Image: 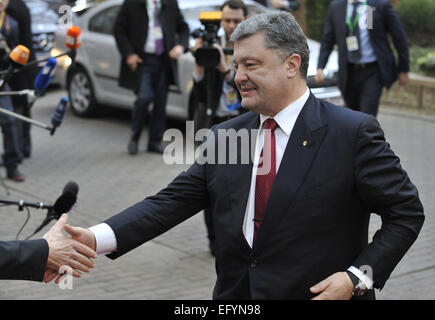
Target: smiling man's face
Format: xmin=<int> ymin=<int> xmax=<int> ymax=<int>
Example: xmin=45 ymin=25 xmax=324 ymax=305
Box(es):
xmin=233 ymin=32 xmax=292 ymax=116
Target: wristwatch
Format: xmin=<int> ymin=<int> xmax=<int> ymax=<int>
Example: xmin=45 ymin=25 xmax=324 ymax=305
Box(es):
xmin=345 ymin=270 xmax=368 ymax=296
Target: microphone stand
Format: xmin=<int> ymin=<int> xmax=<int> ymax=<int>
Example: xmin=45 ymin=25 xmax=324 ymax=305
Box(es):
xmin=0 ymin=50 xmax=75 ymax=78
xmin=0 ymin=198 xmax=52 ymax=239
xmin=0 ymin=106 xmax=53 ymax=132
xmin=0 ymin=172 xmax=10 ymax=195
xmin=0 ymin=90 xmax=34 ymax=96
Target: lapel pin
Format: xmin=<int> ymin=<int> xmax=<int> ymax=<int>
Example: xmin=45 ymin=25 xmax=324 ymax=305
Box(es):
xmin=302 ymin=140 xmax=308 ymax=147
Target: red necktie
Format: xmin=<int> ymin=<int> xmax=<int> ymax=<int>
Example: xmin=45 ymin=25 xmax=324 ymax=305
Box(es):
xmin=254 ymin=118 xmax=278 ymax=242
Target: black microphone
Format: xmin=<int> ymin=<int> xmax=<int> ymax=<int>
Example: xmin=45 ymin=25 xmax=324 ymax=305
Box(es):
xmin=32 ymin=181 xmax=79 ymax=235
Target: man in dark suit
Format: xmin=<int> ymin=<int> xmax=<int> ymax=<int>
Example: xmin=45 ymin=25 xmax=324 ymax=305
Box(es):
xmin=57 ymin=12 xmax=424 ymax=299
xmin=0 ymin=214 xmax=96 ymax=282
xmin=315 ymin=0 xmax=410 ymax=116
xmin=114 ymin=0 xmax=189 ymax=154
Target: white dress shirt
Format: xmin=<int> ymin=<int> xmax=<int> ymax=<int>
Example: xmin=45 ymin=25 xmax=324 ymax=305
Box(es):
xmin=144 ymin=0 xmax=163 ymax=54
xmin=346 ymin=0 xmax=377 ymax=64
xmin=89 ymin=86 xmax=373 ymax=290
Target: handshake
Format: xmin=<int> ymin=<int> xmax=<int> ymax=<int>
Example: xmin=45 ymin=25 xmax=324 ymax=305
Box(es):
xmin=42 ymin=214 xmax=97 ymax=284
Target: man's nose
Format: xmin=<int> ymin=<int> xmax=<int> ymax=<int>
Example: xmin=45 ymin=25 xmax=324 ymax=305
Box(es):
xmin=234 ymin=67 xmax=248 ymax=86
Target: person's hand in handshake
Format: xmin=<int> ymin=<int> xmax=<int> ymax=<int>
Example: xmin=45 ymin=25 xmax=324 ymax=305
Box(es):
xmin=42 ymin=214 xmax=97 ymax=283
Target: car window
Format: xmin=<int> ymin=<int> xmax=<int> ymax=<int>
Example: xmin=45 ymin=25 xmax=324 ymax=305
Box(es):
xmin=88 ymin=5 xmax=121 ymax=35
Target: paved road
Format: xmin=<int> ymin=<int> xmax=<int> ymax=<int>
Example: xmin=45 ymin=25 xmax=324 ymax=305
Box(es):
xmin=0 ymin=89 xmax=433 ymax=300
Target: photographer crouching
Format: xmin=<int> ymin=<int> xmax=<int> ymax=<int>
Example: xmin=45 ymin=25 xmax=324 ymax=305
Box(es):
xmin=0 ymin=0 xmax=24 ymax=182
xmin=190 ymin=0 xmax=247 ymax=255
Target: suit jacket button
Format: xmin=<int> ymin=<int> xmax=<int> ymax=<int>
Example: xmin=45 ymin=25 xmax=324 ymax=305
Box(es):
xmin=250 ymin=260 xmax=257 ymax=268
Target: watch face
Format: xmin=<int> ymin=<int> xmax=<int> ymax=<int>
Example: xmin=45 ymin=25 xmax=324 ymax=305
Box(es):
xmin=354 ymin=283 xmax=368 ymax=296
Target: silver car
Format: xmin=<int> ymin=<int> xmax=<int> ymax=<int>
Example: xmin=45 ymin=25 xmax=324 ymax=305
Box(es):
xmin=52 ymin=0 xmax=342 ymax=118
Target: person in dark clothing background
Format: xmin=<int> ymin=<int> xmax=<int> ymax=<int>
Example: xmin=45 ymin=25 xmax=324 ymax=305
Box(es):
xmin=114 ymin=0 xmax=189 ymax=155
xmin=0 ymin=0 xmax=24 ymax=181
xmin=315 ymin=0 xmax=409 ymax=117
xmin=7 ymin=0 xmax=36 ymax=159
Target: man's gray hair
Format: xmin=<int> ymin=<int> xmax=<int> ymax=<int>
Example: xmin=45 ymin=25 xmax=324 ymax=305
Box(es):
xmin=230 ymin=11 xmax=310 ymax=79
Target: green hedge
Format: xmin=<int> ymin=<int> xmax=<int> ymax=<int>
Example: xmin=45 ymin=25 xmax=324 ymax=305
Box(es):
xmin=396 ymin=0 xmax=435 ymax=47
xmin=417 ymin=51 xmax=435 ymax=77
xmin=305 ymin=0 xmax=334 ymax=41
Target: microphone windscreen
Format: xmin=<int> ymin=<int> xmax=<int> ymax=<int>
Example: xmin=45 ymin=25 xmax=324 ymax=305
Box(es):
xmin=52 ymin=181 xmax=79 ymax=218
xmin=63 ymin=181 xmax=79 ymax=197
xmin=52 ymin=193 xmax=77 ymax=217
xmin=65 ymin=26 xmax=82 ymax=50
xmin=34 ymin=57 xmax=57 ymax=92
xmin=9 ymin=45 xmax=29 ymax=67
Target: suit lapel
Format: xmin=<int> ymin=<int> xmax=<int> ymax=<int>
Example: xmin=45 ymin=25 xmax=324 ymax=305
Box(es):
xmin=337 ymin=0 xmax=348 ymax=39
xmin=367 ymin=0 xmax=377 ymax=41
xmin=252 ymin=94 xmax=328 ymax=254
xmin=224 ymin=113 xmax=260 ymax=242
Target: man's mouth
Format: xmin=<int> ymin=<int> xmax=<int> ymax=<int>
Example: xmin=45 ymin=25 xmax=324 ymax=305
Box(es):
xmin=240 ymin=86 xmax=257 ymax=96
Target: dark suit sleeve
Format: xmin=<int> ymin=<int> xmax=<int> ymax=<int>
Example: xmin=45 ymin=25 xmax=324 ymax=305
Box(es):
xmin=173 ymin=0 xmax=189 ymax=51
xmin=352 ymin=116 xmax=424 ymax=290
xmin=0 ymin=239 xmax=49 ymax=281
xmin=381 ymin=0 xmax=409 ymax=73
xmin=317 ymin=5 xmax=336 ymax=70
xmin=113 ymin=1 xmax=135 ymax=58
xmin=105 ymin=160 xmax=210 ymax=259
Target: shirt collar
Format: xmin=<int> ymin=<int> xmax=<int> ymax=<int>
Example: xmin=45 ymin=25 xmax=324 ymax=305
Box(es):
xmin=259 ymin=87 xmax=310 ymax=136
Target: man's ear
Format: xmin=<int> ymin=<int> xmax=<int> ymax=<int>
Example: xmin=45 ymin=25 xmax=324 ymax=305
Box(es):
xmin=285 ymin=54 xmax=302 ymax=79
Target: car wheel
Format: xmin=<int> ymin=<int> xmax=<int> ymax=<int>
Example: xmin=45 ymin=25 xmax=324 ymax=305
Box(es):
xmin=68 ymin=66 xmax=99 ymax=117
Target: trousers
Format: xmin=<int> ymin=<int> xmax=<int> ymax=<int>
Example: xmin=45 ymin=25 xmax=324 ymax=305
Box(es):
xmin=343 ymin=62 xmax=384 ymax=117
xmin=131 ymin=53 xmax=169 ymax=147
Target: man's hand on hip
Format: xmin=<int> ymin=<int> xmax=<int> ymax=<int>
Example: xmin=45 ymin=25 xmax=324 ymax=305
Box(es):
xmin=310 ymin=272 xmax=354 ymax=300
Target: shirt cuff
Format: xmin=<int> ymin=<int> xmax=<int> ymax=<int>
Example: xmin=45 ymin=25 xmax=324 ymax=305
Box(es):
xmin=347 ymin=265 xmax=374 ymax=289
xmin=88 ymin=223 xmax=118 ymax=255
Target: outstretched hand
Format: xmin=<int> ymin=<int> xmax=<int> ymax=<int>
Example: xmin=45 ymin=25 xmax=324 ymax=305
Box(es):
xmin=42 ymin=214 xmax=97 ymax=283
